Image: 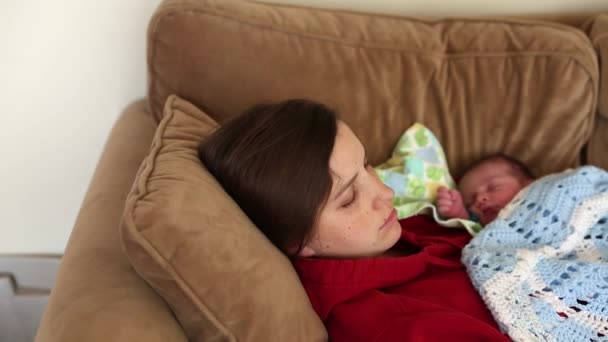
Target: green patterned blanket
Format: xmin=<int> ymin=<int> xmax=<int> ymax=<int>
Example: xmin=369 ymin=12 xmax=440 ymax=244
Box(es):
xmin=375 ymin=123 xmax=481 ymax=235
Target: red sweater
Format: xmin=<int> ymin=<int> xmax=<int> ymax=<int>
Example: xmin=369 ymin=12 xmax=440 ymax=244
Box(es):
xmin=294 ymin=215 xmax=510 ymax=342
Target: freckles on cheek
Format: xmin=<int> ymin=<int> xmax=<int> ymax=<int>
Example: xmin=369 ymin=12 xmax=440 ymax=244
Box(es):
xmin=343 ymin=226 xmax=352 ymax=240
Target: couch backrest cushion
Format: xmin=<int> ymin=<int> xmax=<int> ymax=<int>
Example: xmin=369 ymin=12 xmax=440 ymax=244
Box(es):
xmin=585 ymin=14 xmax=608 ymax=170
xmin=588 ymin=13 xmax=608 ymax=120
xmin=121 ymin=95 xmax=327 ymax=341
xmin=147 ymin=0 xmax=598 ymax=177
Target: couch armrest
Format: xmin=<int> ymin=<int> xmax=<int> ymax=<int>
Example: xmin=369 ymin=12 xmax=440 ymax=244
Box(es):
xmin=588 ymin=115 xmax=608 ymax=170
xmin=36 ymin=100 xmax=187 ymax=342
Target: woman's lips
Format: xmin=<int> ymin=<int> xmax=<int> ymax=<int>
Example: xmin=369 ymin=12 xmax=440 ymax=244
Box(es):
xmin=381 ymin=208 xmax=398 ymax=229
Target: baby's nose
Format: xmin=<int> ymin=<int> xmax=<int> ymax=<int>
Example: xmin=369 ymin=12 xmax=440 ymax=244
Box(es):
xmin=475 ymin=193 xmax=488 ymax=205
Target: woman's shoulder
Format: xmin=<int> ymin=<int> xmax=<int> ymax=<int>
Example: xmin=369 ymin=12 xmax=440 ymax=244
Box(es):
xmin=293 ymin=247 xmax=429 ymax=320
xmin=399 ymin=215 xmax=473 ymax=248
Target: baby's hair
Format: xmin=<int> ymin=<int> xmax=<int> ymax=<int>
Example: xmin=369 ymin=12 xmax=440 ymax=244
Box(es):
xmin=462 ymin=153 xmax=534 ymax=180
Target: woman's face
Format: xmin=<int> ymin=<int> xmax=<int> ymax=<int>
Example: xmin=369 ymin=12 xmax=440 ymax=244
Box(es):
xmin=299 ymin=121 xmax=401 ymax=258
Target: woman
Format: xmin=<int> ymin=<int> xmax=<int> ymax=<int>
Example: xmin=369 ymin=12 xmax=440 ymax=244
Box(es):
xmin=199 ymin=99 xmax=509 ymax=341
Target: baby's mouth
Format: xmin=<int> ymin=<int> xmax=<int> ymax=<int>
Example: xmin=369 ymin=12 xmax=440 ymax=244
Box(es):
xmin=482 ymin=208 xmax=498 ymax=222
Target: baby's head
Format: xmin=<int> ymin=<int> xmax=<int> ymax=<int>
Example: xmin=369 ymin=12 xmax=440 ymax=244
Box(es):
xmin=459 ymin=154 xmax=534 ymax=225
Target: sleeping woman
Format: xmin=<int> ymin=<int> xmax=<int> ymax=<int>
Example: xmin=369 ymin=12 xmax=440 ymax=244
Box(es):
xmin=198 ymin=99 xmax=510 ymax=341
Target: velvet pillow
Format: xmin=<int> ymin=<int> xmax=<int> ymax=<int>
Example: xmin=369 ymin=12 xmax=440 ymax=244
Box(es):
xmin=121 ymin=95 xmax=327 ymax=341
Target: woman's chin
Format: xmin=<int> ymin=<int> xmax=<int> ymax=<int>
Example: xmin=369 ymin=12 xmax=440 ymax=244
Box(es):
xmin=384 ymin=220 xmax=402 ymax=245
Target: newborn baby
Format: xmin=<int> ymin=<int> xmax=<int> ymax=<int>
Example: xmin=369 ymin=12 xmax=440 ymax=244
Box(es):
xmin=437 ymin=154 xmax=534 ymax=225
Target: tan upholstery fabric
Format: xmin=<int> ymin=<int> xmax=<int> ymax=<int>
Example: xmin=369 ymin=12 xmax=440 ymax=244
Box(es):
xmin=36 ymin=100 xmax=188 ymax=342
xmin=148 ymin=0 xmax=598 ymax=178
xmin=121 ymin=95 xmax=327 ymax=342
xmin=583 ymin=14 xmax=608 ymax=171
xmin=588 ymin=14 xmax=608 ymax=119
xmin=38 ymin=1 xmax=604 ymax=341
xmin=588 ymin=115 xmax=608 ymax=170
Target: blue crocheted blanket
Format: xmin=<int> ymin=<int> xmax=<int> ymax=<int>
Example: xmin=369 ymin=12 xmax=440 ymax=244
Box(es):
xmin=462 ymin=166 xmax=608 ymax=342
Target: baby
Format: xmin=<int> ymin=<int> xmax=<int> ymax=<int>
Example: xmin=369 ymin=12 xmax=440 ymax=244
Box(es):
xmin=437 ymin=154 xmax=534 ymax=225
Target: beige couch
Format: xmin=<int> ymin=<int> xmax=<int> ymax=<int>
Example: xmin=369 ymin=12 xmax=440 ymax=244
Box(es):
xmin=36 ymin=0 xmax=608 ymax=341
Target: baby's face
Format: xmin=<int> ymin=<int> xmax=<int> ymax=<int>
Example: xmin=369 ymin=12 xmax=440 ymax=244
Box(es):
xmin=459 ymin=161 xmax=531 ymax=225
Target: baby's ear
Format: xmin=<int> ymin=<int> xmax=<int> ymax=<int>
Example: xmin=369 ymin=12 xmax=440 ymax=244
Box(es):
xmin=298 ymin=245 xmax=316 ymax=257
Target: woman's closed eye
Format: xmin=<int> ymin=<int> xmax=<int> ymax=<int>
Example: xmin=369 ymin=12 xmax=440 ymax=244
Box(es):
xmin=341 ymin=156 xmax=369 ymax=208
xmin=342 ymin=191 xmax=356 ymax=208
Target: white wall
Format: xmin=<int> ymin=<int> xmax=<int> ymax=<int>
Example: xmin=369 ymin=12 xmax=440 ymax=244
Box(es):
xmin=0 ymin=0 xmax=162 ymax=254
xmin=1 ymin=0 xmax=607 ymax=255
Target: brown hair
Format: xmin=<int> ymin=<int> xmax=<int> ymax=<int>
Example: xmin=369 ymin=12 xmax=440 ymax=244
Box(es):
xmin=198 ymin=99 xmax=337 ymax=259
xmin=462 ymin=153 xmax=535 ymax=180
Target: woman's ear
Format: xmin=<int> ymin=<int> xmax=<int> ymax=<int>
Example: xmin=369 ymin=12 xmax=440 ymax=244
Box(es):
xmin=298 ymin=245 xmax=316 ymax=257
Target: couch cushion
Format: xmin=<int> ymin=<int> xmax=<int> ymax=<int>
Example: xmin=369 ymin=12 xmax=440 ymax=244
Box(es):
xmin=121 ymin=95 xmax=327 ymax=341
xmin=147 ymin=0 xmax=598 ymax=178
xmin=584 ymin=14 xmax=608 ymax=170
xmin=588 ymin=13 xmax=608 ymax=119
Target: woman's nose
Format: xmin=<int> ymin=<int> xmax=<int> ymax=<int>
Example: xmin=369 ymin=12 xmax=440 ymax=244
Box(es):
xmin=373 ymin=175 xmax=394 ymax=209
xmin=381 ymin=182 xmax=395 ymax=201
